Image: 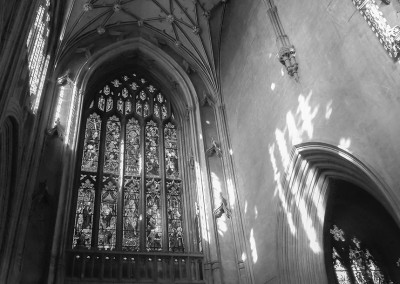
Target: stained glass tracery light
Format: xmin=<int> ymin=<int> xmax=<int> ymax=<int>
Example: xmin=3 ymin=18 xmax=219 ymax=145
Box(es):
xmin=72 ymin=73 xmax=184 ymax=253
xmin=330 ymin=225 xmax=393 ymax=284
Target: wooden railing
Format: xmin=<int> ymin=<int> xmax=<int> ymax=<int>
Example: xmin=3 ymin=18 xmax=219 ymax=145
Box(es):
xmin=65 ymin=250 xmax=204 ymax=283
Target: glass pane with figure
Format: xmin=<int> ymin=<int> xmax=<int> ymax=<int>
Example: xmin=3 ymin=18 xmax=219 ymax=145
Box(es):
xmin=73 ymin=176 xmax=96 ymax=249
xmin=81 ymin=113 xmax=101 ymax=172
xmin=146 ymin=179 xmax=162 ymax=251
xmin=145 ymin=121 xmax=160 ymax=177
xmin=167 ymin=181 xmax=184 ymax=252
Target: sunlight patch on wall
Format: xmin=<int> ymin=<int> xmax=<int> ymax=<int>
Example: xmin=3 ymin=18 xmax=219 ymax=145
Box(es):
xmin=275 ymin=129 xmax=290 ymax=169
xmin=195 ymin=161 xmax=210 ymax=243
xmin=325 ymin=100 xmax=333 ymax=120
xmin=269 ymin=144 xmax=296 ymax=235
xmin=297 ymin=91 xmax=319 ymax=139
xmin=269 ymin=90 xmax=324 ymax=245
xmin=250 ymin=229 xmax=258 ymax=264
xmin=338 ymin=137 xmax=352 ymax=153
xmin=217 ymin=216 xmax=228 ymax=236
xmin=227 ymin=179 xmax=235 ymax=208
xmin=296 ymin=185 xmax=321 ymax=253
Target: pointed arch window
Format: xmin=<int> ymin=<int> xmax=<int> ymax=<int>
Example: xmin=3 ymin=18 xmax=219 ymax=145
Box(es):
xmin=27 ymin=0 xmax=51 ymax=113
xmin=329 ymin=225 xmax=392 ymax=284
xmin=72 ymin=72 xmax=185 ymax=253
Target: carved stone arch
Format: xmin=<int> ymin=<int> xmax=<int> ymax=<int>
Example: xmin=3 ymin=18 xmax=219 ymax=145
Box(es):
xmin=277 ymin=142 xmax=400 ymax=284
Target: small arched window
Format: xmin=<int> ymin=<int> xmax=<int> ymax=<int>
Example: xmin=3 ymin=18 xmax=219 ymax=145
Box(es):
xmin=71 ymin=72 xmax=184 ymax=253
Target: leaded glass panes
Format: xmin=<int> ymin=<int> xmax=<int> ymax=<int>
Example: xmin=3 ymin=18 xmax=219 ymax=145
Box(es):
xmin=81 ymin=113 xmax=101 ymax=172
xmin=146 ymin=179 xmax=162 ymax=251
xmin=104 ymin=116 xmax=121 ymax=175
xmin=136 ymin=91 xmax=150 ymax=117
xmin=125 ymin=118 xmax=140 ymax=176
xmin=123 ymin=177 xmax=140 ymax=251
xmin=164 ymin=123 xmax=179 ymax=179
xmin=73 ymin=176 xmax=95 ymax=248
xmin=98 ymin=178 xmax=117 ymax=250
xmin=145 ymin=121 xmax=160 ymax=177
xmin=167 ymin=181 xmax=184 ymax=252
xmin=73 ymin=72 xmax=185 ymax=254
xmin=330 ymin=225 xmax=392 ymax=284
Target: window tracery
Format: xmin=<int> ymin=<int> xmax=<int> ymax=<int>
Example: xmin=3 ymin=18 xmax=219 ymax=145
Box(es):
xmin=72 ymin=73 xmax=185 ymax=253
xmin=330 ymin=224 xmax=393 ymax=284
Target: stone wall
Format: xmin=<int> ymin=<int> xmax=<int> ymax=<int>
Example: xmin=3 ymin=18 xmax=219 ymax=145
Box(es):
xmin=220 ymin=0 xmax=400 ymax=283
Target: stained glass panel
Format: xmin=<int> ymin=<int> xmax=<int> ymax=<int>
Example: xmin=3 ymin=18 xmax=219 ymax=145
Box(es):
xmin=117 ymin=99 xmax=123 ymax=113
xmin=125 ymin=100 xmax=132 ymax=114
xmin=73 ymin=177 xmax=95 ymax=248
xmin=106 ymin=97 xmax=113 ymax=112
xmin=98 ymin=178 xmax=118 ymax=250
xmin=98 ymin=95 xmax=105 ymax=111
xmin=81 ymin=113 xmax=101 ymax=172
xmin=330 ymin=225 xmax=392 ymax=284
xmin=164 ymin=123 xmax=179 ymax=179
xmin=167 ymin=181 xmax=184 ymax=252
xmin=125 ymin=118 xmax=141 ymax=176
xmin=146 ymin=179 xmax=162 ymax=251
xmin=74 ymin=73 xmax=186 ymax=256
xmin=103 ymin=116 xmax=121 ymax=175
xmin=123 ymin=177 xmax=140 ymax=251
xmin=154 ymin=104 xmax=160 ymax=118
xmin=162 ymin=105 xmax=168 ymax=119
xmin=333 ymin=259 xmax=351 ymax=284
xmin=145 ymin=121 xmax=160 ymax=177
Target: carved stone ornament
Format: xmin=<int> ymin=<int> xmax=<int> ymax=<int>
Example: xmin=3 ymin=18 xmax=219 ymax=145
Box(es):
xmin=266 ymin=0 xmax=300 ymax=81
xmin=213 ymin=193 xmax=232 ymax=219
xmin=206 ymin=137 xmax=222 ymax=158
xmin=352 ymin=0 xmax=400 ymax=60
xmin=47 ymin=118 xmax=65 ymax=139
xmin=278 ymin=45 xmax=299 ymax=81
xmin=83 ymin=3 xmax=93 ymax=12
xmin=57 ymin=70 xmax=72 ymax=85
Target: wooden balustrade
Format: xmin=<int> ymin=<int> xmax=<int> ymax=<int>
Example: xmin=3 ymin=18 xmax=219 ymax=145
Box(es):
xmin=65 ymin=250 xmax=204 ymax=283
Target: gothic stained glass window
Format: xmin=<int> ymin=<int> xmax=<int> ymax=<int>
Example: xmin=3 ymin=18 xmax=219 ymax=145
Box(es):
xmin=27 ymin=0 xmax=51 ymax=114
xmin=329 ymin=225 xmax=393 ymax=284
xmin=72 ymin=73 xmax=185 ymax=253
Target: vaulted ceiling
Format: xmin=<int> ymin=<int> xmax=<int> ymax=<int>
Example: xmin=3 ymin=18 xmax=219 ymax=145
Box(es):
xmin=57 ymin=0 xmax=227 ymax=90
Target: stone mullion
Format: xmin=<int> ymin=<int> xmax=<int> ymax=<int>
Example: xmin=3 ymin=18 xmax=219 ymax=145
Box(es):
xmin=116 ymin=114 xmax=126 ymax=250
xmin=139 ymin=119 xmax=146 ymax=251
xmin=159 ymin=121 xmax=167 ymax=251
xmin=92 ymin=113 xmax=108 ymax=248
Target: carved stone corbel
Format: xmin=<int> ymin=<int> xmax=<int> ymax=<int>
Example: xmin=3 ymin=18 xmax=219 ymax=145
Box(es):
xmin=46 ymin=118 xmax=65 ymax=140
xmin=213 ymin=193 xmax=231 ymax=219
xmin=206 ymin=137 xmax=222 ymax=158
